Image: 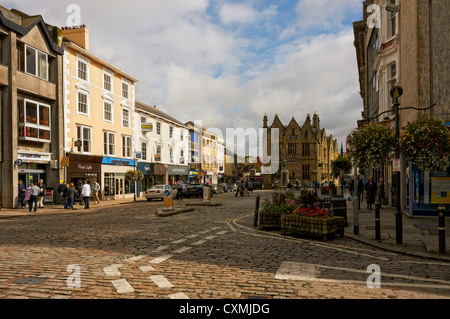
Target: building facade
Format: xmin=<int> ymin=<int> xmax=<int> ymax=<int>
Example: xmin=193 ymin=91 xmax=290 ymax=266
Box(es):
xmin=135 ymin=101 xmax=189 ymax=193
xmin=0 ymin=6 xmax=64 ymax=208
xmin=263 ymin=113 xmax=338 ymax=188
xmin=353 ymin=0 xmax=450 ymax=216
xmin=61 ymin=25 xmax=139 ymax=201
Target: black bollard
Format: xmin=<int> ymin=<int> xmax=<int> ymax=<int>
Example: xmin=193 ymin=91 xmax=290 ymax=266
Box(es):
xmin=375 ymin=201 xmax=381 ymax=240
xmin=253 ymin=195 xmax=261 ymax=227
xmin=438 ymin=206 xmax=446 ymax=254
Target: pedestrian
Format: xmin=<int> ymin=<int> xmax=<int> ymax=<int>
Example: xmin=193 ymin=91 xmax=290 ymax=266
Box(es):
xmin=63 ymin=184 xmax=69 ymax=209
xmin=18 ymin=180 xmax=26 ymax=208
xmin=25 ymin=184 xmax=32 ymax=209
xmin=37 ymin=179 xmax=46 ymax=208
xmin=81 ymin=180 xmax=91 ymax=209
xmin=66 ymin=183 xmax=78 ymax=210
xmin=176 ymin=179 xmax=183 ymax=201
xmin=377 ymin=178 xmax=386 ymax=205
xmin=58 ymin=181 xmax=66 ymax=205
xmin=356 ymin=175 xmax=364 ymax=210
xmin=248 ymin=181 xmax=254 ymax=194
xmin=91 ymin=181 xmax=101 ymax=204
xmin=365 ymin=177 xmax=377 ymax=210
xmin=29 ymin=182 xmax=40 ymax=212
xmin=235 ymin=180 xmax=241 ymax=197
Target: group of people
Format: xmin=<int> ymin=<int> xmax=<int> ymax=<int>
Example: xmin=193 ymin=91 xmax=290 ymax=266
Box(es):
xmin=18 ymin=179 xmax=46 ymax=212
xmin=349 ymin=175 xmax=386 ymax=210
xmin=18 ymin=179 xmax=101 ymax=212
xmin=235 ymin=180 xmax=254 ymax=197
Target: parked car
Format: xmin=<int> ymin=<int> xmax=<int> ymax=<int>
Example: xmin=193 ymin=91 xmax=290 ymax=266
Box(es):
xmin=321 ymin=182 xmax=337 ymax=195
xmin=144 ymin=185 xmax=173 ymax=201
xmin=186 ymin=184 xmax=214 ymax=198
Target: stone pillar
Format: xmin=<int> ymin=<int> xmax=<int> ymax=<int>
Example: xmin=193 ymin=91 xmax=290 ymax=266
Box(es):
xmin=1 ymin=32 xmax=19 ymax=208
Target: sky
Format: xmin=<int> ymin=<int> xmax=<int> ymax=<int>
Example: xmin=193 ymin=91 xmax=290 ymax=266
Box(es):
xmin=3 ymin=0 xmax=364 ymax=156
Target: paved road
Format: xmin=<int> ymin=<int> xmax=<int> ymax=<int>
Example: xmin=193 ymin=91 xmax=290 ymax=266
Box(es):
xmin=0 ymin=190 xmax=449 ymax=300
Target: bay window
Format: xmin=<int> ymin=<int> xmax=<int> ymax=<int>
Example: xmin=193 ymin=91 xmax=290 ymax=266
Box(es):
xmin=18 ymin=98 xmax=51 ymax=143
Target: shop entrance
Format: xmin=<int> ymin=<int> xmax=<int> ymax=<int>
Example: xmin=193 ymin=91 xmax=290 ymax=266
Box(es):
xmin=18 ymin=172 xmax=46 ymax=187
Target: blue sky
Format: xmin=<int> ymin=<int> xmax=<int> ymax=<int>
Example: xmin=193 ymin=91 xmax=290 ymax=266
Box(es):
xmin=3 ymin=0 xmax=364 ymax=153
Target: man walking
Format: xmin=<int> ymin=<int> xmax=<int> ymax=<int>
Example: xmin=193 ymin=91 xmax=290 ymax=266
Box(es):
xmin=176 ymin=179 xmax=183 ymax=201
xmin=357 ymin=175 xmax=364 ymax=210
xmin=29 ymin=183 xmax=40 ymax=212
xmin=66 ymin=184 xmax=78 ymax=210
xmin=81 ymin=180 xmax=91 ymax=209
xmin=91 ymin=181 xmax=101 ymax=204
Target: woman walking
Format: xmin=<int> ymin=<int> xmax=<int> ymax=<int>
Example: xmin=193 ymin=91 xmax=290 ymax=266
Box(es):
xmin=365 ymin=177 xmax=377 ymax=210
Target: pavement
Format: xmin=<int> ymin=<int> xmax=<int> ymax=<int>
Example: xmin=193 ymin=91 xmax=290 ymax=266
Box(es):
xmin=1 ymin=192 xmax=449 ymax=263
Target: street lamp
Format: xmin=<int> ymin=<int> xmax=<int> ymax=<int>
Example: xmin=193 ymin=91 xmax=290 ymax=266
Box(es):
xmin=390 ymin=85 xmax=404 ymax=244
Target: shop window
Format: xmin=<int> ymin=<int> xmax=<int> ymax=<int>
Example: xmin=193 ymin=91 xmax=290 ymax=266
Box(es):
xmin=18 ymin=98 xmax=51 ymax=143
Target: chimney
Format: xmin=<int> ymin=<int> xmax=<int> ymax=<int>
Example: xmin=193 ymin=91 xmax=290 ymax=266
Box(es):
xmin=62 ymin=25 xmax=89 ymax=51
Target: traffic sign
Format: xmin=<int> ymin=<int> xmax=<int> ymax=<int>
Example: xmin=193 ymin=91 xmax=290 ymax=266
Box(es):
xmin=164 ymin=190 xmax=171 ymax=197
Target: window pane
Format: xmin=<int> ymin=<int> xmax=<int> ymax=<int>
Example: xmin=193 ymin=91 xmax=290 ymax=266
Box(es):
xmin=25 ymin=127 xmax=38 ymax=138
xmin=83 ymin=127 xmax=90 ymax=153
xmin=26 ymin=46 xmax=36 ymax=76
xmin=39 ymin=105 xmax=49 ymax=127
xmin=39 ymin=129 xmax=50 ymax=141
xmin=78 ymin=61 xmax=87 ymax=80
xmin=104 ymin=102 xmax=112 ymax=121
xmin=38 ymin=52 xmax=47 ymax=80
xmin=78 ymin=93 xmax=88 ymax=114
xmin=26 ymin=102 xmax=38 ymax=124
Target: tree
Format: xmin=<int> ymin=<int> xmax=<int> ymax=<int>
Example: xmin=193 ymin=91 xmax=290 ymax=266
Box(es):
xmin=331 ymin=155 xmax=353 ymax=179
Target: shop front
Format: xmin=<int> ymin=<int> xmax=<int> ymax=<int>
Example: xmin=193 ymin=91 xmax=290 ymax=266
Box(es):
xmin=404 ymin=163 xmax=450 ymax=217
xmin=137 ymin=162 xmax=154 ymax=195
xmin=101 ymin=157 xmax=137 ymax=200
xmin=153 ymin=163 xmax=168 ymax=185
xmin=188 ymin=164 xmax=201 ymax=183
xmin=65 ymin=154 xmax=102 ymax=196
xmin=168 ymin=165 xmax=189 ymax=185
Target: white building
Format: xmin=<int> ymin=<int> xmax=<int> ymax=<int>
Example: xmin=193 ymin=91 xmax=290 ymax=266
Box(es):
xmin=134 ymin=102 xmax=189 ymax=193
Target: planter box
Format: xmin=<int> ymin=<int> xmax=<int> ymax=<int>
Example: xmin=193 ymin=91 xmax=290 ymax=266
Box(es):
xmin=258 ymin=211 xmax=283 ymax=230
xmin=281 ymin=214 xmax=345 ymax=241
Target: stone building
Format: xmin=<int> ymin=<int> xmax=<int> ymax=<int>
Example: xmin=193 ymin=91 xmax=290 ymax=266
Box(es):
xmin=353 ymin=0 xmax=450 ymax=216
xmin=0 ymin=6 xmax=64 ymax=208
xmin=262 ymin=113 xmax=339 ymax=188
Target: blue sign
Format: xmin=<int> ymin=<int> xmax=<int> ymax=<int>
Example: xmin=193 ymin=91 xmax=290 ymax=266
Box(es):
xmin=102 ymin=157 xmax=137 ymax=166
xmin=164 ymin=190 xmax=171 ymax=197
xmin=15 ymin=159 xmax=23 ymax=166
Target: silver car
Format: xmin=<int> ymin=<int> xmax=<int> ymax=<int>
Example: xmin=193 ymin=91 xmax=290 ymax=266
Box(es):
xmin=144 ymin=185 xmax=174 ymax=201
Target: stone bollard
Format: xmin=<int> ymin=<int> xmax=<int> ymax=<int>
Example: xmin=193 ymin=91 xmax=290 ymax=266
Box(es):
xmin=375 ymin=201 xmax=381 ymax=241
xmin=203 ymin=186 xmax=211 ymax=204
xmin=438 ymin=205 xmax=446 ymax=254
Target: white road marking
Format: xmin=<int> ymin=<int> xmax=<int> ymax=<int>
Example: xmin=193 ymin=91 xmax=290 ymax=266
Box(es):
xmin=186 ymin=234 xmax=199 ymax=239
xmin=211 ymin=227 xmax=221 ymax=230
xmin=103 ymin=264 xmax=122 ymax=277
xmin=216 ymin=231 xmax=228 ymax=235
xmin=191 ymin=240 xmax=207 ymax=246
xmin=173 ymin=247 xmax=192 ymax=254
xmin=199 ymin=230 xmax=211 ymax=234
xmin=112 ymin=279 xmax=134 ymax=293
xmin=139 ymin=265 xmax=156 ymax=272
xmin=204 ymin=235 xmax=216 ymax=240
xmin=125 ymin=255 xmax=146 ymax=262
xmin=172 ymin=239 xmax=187 ymax=244
xmin=150 ymin=275 xmax=174 ymax=288
xmin=275 ymin=262 xmax=316 ymax=281
xmin=226 ymin=222 xmax=237 ymax=232
xmin=149 ymin=255 xmax=173 ymax=264
xmin=169 ymin=292 xmax=189 ymax=299
xmin=152 ymin=245 xmax=170 ymax=252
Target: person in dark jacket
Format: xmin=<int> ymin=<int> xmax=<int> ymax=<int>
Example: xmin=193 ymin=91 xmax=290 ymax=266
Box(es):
xmin=66 ymin=184 xmax=78 ymax=210
xmin=18 ymin=180 xmax=26 ymax=208
xmin=365 ymin=177 xmax=377 ymax=210
xmin=357 ymin=175 xmax=364 ymax=209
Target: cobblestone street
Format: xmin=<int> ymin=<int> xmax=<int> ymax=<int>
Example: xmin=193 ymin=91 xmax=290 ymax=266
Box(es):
xmin=0 ymin=190 xmax=449 ymax=301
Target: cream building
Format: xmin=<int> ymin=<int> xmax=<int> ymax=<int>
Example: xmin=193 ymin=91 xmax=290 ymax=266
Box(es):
xmin=61 ymin=25 xmax=139 ymax=200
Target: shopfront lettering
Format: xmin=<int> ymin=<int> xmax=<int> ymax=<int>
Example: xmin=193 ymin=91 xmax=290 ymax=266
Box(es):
xmin=77 ymin=163 xmax=93 ymax=171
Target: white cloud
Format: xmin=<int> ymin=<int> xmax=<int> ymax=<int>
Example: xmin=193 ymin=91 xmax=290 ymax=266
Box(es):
xmin=219 ymin=3 xmax=258 ymax=25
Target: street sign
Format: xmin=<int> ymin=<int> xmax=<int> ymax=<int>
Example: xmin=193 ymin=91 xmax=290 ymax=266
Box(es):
xmin=393 ymin=158 xmax=401 ymax=172
xmin=14 ymin=159 xmax=23 ymax=166
xmin=164 ymin=190 xmax=171 ymax=197
xmin=61 ymin=157 xmax=70 ymax=167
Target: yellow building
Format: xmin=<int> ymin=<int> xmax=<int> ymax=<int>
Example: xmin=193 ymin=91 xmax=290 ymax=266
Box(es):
xmin=61 ymin=25 xmax=139 ymax=200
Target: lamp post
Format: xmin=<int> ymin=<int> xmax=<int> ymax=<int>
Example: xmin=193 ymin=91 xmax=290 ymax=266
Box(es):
xmin=390 ymin=85 xmax=404 ymax=244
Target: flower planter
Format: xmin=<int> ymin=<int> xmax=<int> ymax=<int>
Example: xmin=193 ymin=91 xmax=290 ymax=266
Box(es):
xmin=258 ymin=211 xmax=283 ymax=230
xmin=281 ymin=214 xmax=345 ymax=241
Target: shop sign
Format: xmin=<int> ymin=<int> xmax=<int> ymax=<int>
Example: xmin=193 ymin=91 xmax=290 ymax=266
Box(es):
xmin=18 ymin=151 xmax=51 ymax=162
xmin=392 ymin=159 xmax=401 ymax=172
xmin=168 ymin=165 xmax=189 ymax=175
xmin=142 ymin=124 xmax=153 ymax=132
xmin=138 ymin=163 xmax=155 ymax=175
xmin=102 ymin=157 xmax=137 ymax=166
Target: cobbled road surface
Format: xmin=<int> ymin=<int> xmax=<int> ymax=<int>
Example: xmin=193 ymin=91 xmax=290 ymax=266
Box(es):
xmin=1 ymin=190 xmax=449 ymax=300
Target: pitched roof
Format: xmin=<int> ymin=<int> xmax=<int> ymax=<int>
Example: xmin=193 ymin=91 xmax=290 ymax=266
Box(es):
xmin=136 ymin=101 xmax=186 ymax=127
xmin=0 ymin=6 xmax=64 ymax=55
